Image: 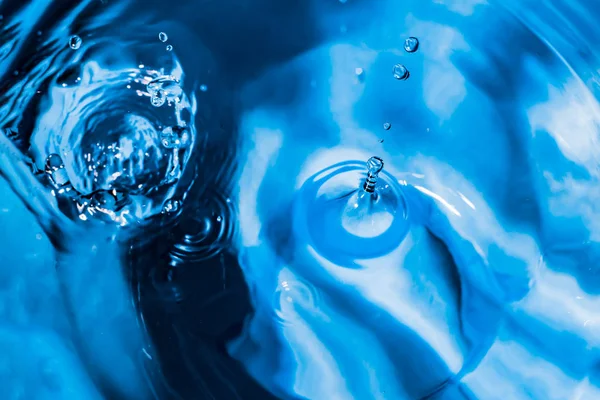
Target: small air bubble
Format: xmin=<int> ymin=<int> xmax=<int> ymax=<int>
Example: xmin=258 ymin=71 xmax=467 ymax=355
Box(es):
xmin=166 ymin=44 xmax=173 ymax=51
xmin=159 ymin=32 xmax=168 ymax=42
xmin=404 ymin=37 xmax=419 ymax=53
xmin=199 ymin=84 xmax=208 ymax=92
xmin=69 ymin=35 xmax=82 ymax=50
xmin=383 ymin=122 xmax=391 ymax=130
xmin=392 ymin=64 xmax=409 ymax=80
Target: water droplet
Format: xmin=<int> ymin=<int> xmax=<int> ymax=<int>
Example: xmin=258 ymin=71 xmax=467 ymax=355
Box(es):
xmin=45 ymin=154 xmax=71 ymax=187
xmin=216 ymin=216 xmax=222 ymax=222
xmin=404 ymin=37 xmax=419 ymax=53
xmin=392 ymin=64 xmax=409 ymax=80
xmin=199 ymin=84 xmax=208 ymax=92
xmin=383 ymin=122 xmax=391 ymax=130
xmin=158 ymin=32 xmax=168 ymax=42
xmin=45 ymin=154 xmax=64 ymax=172
xmin=163 ymin=199 xmax=181 ymax=213
xmin=69 ymin=35 xmax=82 ymax=50
xmin=166 ymin=44 xmax=173 ymax=51
xmin=160 ymin=126 xmax=189 ymax=149
xmin=147 ymin=76 xmax=182 ymax=107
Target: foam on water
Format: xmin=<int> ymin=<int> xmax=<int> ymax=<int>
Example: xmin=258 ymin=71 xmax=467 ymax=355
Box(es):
xmin=2 ymin=0 xmax=600 ymax=399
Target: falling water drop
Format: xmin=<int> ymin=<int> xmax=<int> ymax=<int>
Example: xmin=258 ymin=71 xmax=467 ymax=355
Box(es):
xmin=69 ymin=35 xmax=82 ymax=50
xmin=392 ymin=64 xmax=410 ymax=80
xmin=404 ymin=37 xmax=419 ymax=53
xmin=158 ymin=32 xmax=168 ymax=42
xmin=383 ymin=122 xmax=391 ymax=130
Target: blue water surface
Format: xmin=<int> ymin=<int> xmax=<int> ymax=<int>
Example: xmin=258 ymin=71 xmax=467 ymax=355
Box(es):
xmin=1 ymin=0 xmax=600 ymax=399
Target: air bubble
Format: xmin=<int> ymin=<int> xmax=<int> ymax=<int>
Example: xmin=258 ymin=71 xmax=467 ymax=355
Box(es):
xmin=69 ymin=35 xmax=82 ymax=50
xmin=392 ymin=64 xmax=409 ymax=80
xmin=166 ymin=45 xmax=173 ymax=51
xmin=273 ymin=279 xmax=320 ymax=325
xmin=158 ymin=32 xmax=168 ymax=42
xmin=404 ymin=37 xmax=419 ymax=53
xmin=383 ymin=122 xmax=391 ymax=130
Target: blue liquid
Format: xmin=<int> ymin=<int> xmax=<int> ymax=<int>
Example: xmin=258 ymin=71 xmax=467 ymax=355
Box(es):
xmin=1 ymin=0 xmax=600 ymax=399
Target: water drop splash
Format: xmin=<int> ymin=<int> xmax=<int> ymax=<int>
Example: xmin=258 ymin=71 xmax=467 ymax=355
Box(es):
xmin=392 ymin=64 xmax=409 ymax=80
xmin=158 ymin=32 xmax=168 ymax=42
xmin=294 ymin=159 xmax=409 ymax=262
xmin=363 ymin=156 xmax=383 ymax=193
xmin=30 ymin=54 xmax=197 ymax=225
xmin=403 ymin=36 xmax=419 ymax=53
xmin=69 ymin=35 xmax=82 ymax=50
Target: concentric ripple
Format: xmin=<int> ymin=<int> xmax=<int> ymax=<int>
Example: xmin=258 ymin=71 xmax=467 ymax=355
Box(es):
xmin=167 ymin=191 xmax=235 ymax=266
